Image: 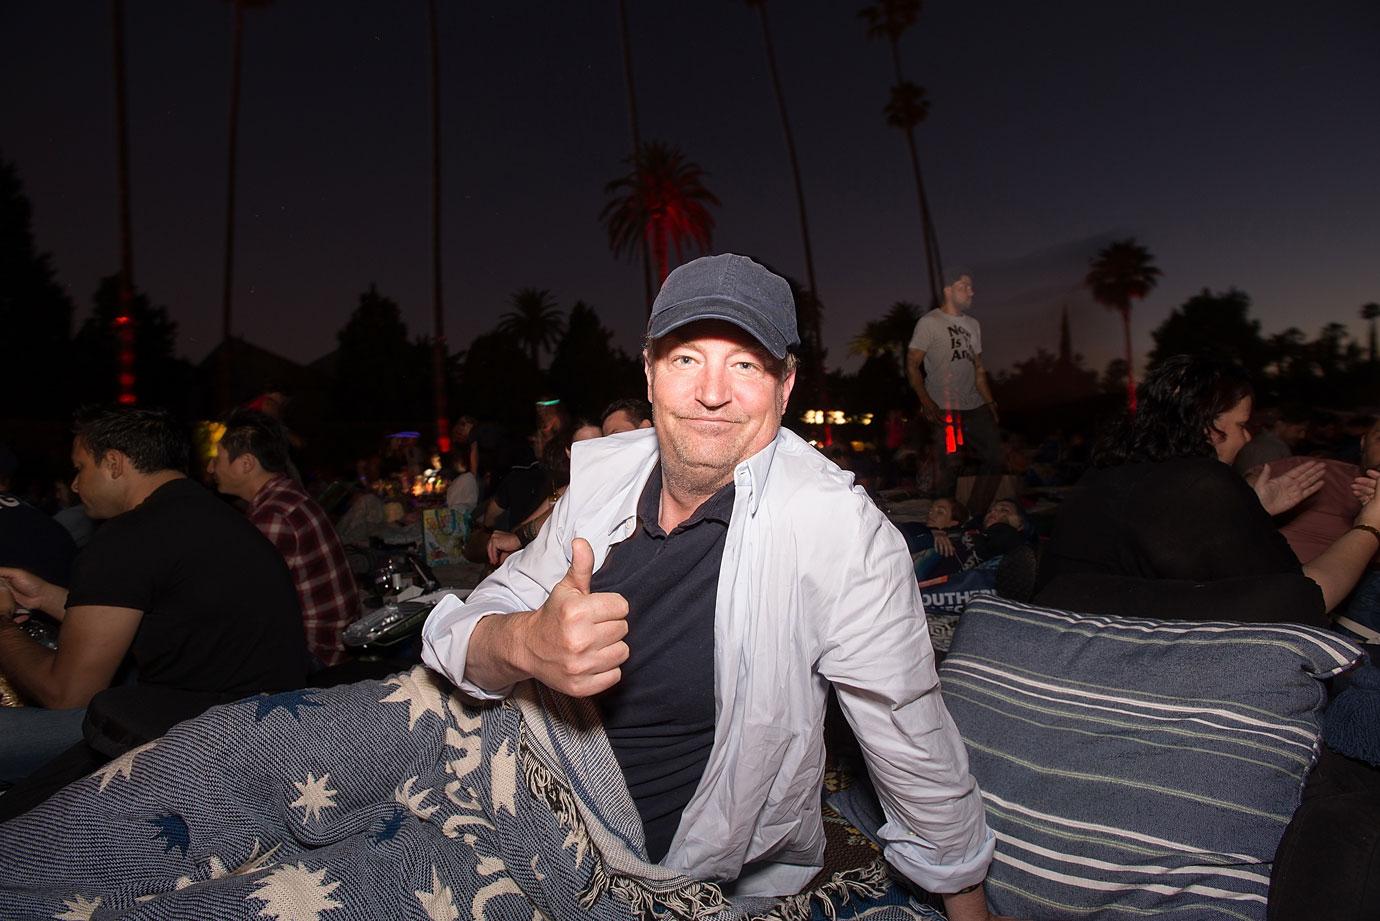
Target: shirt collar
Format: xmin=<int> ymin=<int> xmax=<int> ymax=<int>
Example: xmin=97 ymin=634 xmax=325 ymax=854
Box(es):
xmin=636 ymin=464 xmax=735 ymax=538
xmin=248 ymin=474 xmax=292 ymax=513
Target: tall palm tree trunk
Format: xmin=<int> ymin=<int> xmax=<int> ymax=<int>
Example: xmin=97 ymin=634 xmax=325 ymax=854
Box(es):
xmin=427 ymin=0 xmax=449 ymax=451
xmin=1121 ymin=306 xmax=1137 ymax=413
xmin=218 ymin=0 xmax=246 ymax=411
xmin=888 ymin=41 xmax=942 ymax=308
xmin=754 ymin=3 xmax=817 ymax=304
xmin=112 ymin=0 xmax=137 ymax=406
xmin=616 ymin=0 xmax=654 ymax=311
xmin=754 ymin=1 xmax=827 ymax=440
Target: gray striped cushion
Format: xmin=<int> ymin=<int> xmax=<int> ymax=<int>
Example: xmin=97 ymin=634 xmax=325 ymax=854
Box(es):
xmin=938 ymin=597 xmax=1363 ymax=921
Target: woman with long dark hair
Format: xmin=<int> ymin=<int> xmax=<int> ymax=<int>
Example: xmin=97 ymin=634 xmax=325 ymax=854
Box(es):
xmin=1034 ymin=353 xmax=1380 ymax=624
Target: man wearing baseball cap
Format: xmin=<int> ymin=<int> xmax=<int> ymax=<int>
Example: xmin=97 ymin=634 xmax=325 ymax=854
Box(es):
xmin=423 ymin=254 xmax=1000 ymax=919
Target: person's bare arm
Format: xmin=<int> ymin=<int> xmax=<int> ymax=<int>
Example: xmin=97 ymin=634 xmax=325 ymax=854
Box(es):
xmin=465 ymin=538 xmax=629 ymax=697
xmin=0 ymin=567 xmax=69 ymax=620
xmin=941 ymin=885 xmax=1018 ymax=921
xmin=973 ymin=354 xmax=998 ymax=424
xmin=1304 ymin=498 xmax=1380 ymax=612
xmin=0 ymin=604 xmax=141 ymax=709
xmin=907 ymin=348 xmax=943 ymax=423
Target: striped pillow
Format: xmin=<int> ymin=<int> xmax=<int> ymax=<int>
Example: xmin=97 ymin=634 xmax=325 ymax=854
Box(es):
xmin=938 ymin=597 xmax=1363 ymax=921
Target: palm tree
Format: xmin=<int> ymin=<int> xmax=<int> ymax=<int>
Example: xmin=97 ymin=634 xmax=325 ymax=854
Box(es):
xmin=1361 ymin=302 xmax=1380 ymax=364
xmin=111 ymin=0 xmax=137 ymax=405
xmin=601 ymin=141 xmax=720 ymax=285
xmin=218 ymin=0 xmax=271 ymax=410
xmin=614 ymin=0 xmax=654 ymax=310
xmin=426 ymin=0 xmax=448 ymax=450
xmin=742 ymin=1 xmax=819 ymax=314
xmin=497 ymin=289 xmax=566 ymax=367
xmin=859 ymin=0 xmax=943 ymax=308
xmin=849 ymin=301 xmax=921 ymax=359
xmin=1085 ymin=239 xmax=1161 ymax=412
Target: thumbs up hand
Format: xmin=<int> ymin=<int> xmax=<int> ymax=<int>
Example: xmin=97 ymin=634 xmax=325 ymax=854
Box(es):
xmin=517 ymin=537 xmax=630 ymax=697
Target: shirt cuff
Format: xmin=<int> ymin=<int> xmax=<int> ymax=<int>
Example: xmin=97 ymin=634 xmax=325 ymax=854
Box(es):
xmin=879 ymin=820 xmax=996 ymax=894
xmin=419 ymin=593 xmax=513 ymax=701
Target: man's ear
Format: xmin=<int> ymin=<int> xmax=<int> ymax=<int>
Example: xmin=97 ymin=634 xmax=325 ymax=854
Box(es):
xmin=643 ymin=349 xmax=654 ymax=402
xmin=104 ymin=450 xmax=126 ymax=480
xmin=780 ymin=368 xmax=797 ymax=416
xmin=236 ymin=452 xmax=259 ymax=477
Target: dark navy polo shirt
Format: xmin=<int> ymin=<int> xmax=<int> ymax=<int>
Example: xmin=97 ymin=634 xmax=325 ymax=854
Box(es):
xmin=591 ymin=463 xmax=733 ymax=862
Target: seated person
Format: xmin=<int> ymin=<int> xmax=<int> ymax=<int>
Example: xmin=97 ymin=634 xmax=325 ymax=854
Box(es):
xmin=0 ymin=406 xmax=307 ymax=792
xmin=443 ymin=450 xmax=479 ymax=516
xmin=1263 ymin=417 xmax=1380 ymax=638
xmin=600 ymin=397 xmax=654 ymax=436
xmin=1035 ymin=354 xmax=1380 ymax=625
xmin=212 ymin=409 xmax=362 ymax=669
xmin=423 ymin=255 xmax=1002 ymax=917
xmin=1232 ymin=403 xmax=1309 ymax=475
xmin=486 ymin=423 xmax=600 ymax=567
xmin=477 ymin=428 xmax=574 ymax=533
xmin=0 ymin=444 xmax=77 ymax=588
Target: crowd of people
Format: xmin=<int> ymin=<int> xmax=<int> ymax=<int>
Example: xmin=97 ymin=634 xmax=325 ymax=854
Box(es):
xmin=0 ymin=253 xmax=1377 ymax=919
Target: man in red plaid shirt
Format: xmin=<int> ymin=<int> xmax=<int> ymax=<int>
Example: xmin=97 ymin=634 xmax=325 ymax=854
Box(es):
xmin=213 ymin=410 xmax=361 ymax=668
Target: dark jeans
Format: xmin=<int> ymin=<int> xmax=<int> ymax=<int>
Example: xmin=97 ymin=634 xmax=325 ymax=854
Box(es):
xmin=931 ymin=406 xmax=1004 ymax=505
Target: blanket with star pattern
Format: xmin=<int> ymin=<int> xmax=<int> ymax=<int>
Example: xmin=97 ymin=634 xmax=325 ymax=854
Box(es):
xmin=0 ymin=667 xmax=934 ymax=921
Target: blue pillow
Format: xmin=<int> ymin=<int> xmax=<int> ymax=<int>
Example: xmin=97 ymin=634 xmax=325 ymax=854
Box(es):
xmin=938 ymin=597 xmax=1363 ymax=921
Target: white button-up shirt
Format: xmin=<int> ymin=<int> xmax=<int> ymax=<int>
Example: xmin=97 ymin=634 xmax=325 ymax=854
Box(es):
xmin=421 ymin=426 xmax=993 ymax=896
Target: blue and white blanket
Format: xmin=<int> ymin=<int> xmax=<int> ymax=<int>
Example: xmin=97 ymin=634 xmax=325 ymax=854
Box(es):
xmin=0 ymin=667 xmax=928 ymax=921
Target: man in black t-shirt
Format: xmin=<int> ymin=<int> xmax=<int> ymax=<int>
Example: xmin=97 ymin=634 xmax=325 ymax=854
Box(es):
xmin=0 ymin=407 xmax=306 ymax=787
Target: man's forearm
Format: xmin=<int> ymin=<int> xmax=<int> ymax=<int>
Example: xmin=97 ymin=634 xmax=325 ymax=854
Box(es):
xmin=941 ymin=885 xmax=994 ymax=921
xmin=0 ymin=618 xmax=60 ymax=706
xmin=464 ymin=610 xmax=536 ymax=692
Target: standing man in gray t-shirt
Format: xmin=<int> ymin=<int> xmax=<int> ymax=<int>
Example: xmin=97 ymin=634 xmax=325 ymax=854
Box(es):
xmin=906 ymin=269 xmax=1004 ymax=510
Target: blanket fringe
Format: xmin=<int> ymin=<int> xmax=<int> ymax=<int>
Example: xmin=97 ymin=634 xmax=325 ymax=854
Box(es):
xmin=518 ymin=738 xmax=731 ymax=921
xmin=748 ymin=859 xmax=891 ymax=921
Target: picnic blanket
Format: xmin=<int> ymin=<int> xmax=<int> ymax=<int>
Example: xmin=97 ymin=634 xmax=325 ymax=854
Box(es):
xmin=0 ymin=666 xmax=934 ymax=921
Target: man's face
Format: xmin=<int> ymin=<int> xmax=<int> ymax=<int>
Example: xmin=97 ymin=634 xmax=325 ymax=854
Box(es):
xmin=646 ymin=320 xmax=795 ymax=494
xmin=211 ymin=445 xmax=255 ymax=498
xmin=601 ymin=409 xmax=649 ymax=436
xmin=945 ymin=275 xmax=975 ymax=312
xmin=70 ymin=439 xmax=122 ymax=519
xmin=1363 ymin=421 xmax=1380 ymax=470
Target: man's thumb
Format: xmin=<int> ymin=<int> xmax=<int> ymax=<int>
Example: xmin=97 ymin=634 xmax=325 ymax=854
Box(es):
xmin=564 ymin=537 xmax=594 ymax=593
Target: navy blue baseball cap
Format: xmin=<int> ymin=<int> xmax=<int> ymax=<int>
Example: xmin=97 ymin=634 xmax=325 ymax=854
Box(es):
xmin=647 ymin=254 xmax=800 ymax=359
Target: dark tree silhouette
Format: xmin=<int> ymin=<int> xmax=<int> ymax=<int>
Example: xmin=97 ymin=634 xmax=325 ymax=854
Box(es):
xmin=859 ymin=0 xmax=943 ymax=307
xmin=454 ymin=330 xmax=542 ymax=430
xmin=0 ymin=157 xmax=75 ymax=418
xmin=73 ymin=276 xmax=193 ymax=415
xmin=850 ymin=301 xmax=922 ymax=360
xmin=331 ymin=285 xmax=428 ymax=441
xmin=548 ymin=301 xmax=644 ymax=421
xmin=1085 ymin=238 xmax=1161 ymax=411
xmin=497 ymin=288 xmax=566 ymax=367
xmin=601 ymin=141 xmax=719 ymax=285
xmin=1361 ymin=302 xmax=1380 ymax=364
xmin=1147 ymin=288 xmax=1267 ymax=379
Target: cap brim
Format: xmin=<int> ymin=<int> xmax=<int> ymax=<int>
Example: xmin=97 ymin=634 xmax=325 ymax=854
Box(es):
xmin=646 ymin=296 xmax=792 ymax=359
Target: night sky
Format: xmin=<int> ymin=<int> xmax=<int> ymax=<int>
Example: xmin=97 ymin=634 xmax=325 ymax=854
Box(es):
xmin=3 ymin=1 xmax=1378 ymax=378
